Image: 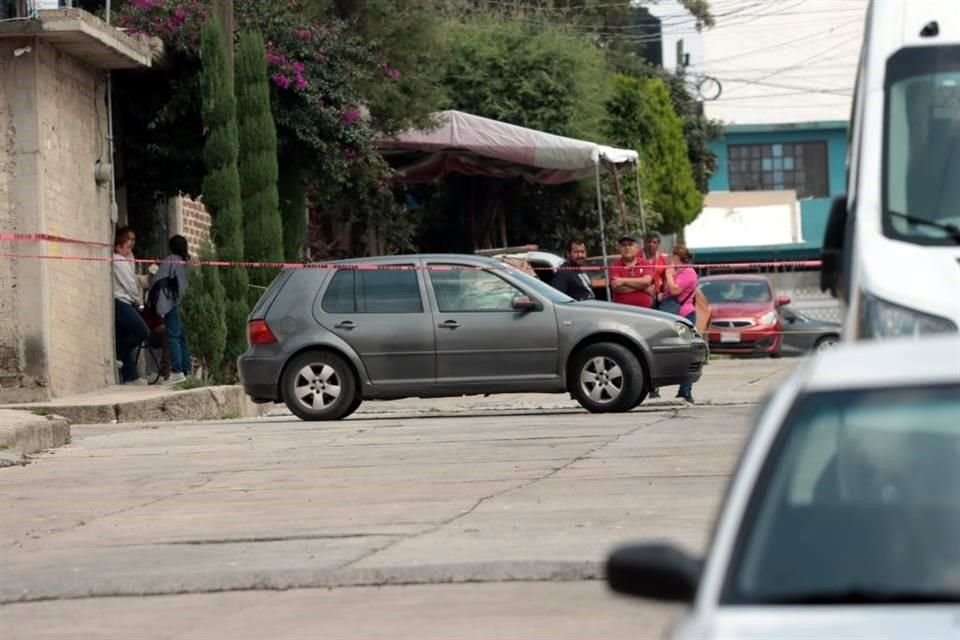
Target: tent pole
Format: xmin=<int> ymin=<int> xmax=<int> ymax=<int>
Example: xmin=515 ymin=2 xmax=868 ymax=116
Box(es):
xmin=635 ymin=162 xmax=647 ymax=236
xmin=595 ymin=162 xmax=611 ymax=302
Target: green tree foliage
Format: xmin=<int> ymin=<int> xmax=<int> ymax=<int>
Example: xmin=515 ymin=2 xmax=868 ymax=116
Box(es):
xmin=278 ymin=152 xmax=307 ymax=261
xmin=236 ymin=30 xmax=284 ymax=301
xmin=441 ymin=17 xmax=609 ymax=139
xmin=180 ymin=243 xmax=227 ymax=380
xmin=605 ymin=75 xmax=702 ymax=234
xmin=200 ymin=18 xmax=249 ymax=371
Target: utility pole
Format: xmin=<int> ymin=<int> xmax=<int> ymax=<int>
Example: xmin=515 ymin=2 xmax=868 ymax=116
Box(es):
xmin=216 ymin=0 xmax=235 ymax=78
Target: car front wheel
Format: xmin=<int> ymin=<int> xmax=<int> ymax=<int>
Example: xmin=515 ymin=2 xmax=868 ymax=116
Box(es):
xmin=281 ymin=351 xmax=359 ymax=421
xmin=569 ymin=343 xmax=645 ymax=413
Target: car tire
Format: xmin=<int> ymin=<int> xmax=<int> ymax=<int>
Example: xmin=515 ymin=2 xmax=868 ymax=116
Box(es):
xmin=281 ymin=351 xmax=359 ymax=421
xmin=569 ymin=343 xmax=645 ymax=413
xmin=814 ymin=335 xmax=839 ymax=352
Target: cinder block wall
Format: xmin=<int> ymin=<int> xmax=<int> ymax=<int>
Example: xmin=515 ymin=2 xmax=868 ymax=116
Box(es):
xmin=0 ymin=38 xmax=113 ymax=401
xmin=38 ymin=41 xmax=114 ymax=396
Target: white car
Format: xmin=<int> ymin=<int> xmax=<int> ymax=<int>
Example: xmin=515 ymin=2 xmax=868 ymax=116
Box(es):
xmin=606 ymin=335 xmax=960 ymax=639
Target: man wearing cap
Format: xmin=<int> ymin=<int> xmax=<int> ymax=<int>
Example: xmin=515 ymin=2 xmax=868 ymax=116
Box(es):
xmin=609 ymin=234 xmax=656 ymax=309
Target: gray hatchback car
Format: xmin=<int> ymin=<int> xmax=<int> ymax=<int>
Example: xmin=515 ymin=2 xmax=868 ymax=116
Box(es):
xmin=239 ymin=255 xmax=708 ymax=421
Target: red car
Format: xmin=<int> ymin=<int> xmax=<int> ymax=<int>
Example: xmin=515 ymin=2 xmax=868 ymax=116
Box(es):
xmin=699 ymin=275 xmax=791 ymax=357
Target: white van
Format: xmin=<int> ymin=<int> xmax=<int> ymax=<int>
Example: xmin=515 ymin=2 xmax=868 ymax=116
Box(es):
xmin=822 ymin=0 xmax=960 ymax=339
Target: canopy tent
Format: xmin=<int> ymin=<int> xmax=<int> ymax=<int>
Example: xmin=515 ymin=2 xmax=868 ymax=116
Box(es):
xmin=376 ymin=110 xmax=642 ymax=296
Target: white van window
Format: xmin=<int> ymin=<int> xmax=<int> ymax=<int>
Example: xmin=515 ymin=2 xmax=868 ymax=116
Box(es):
xmin=884 ymin=47 xmax=960 ymax=244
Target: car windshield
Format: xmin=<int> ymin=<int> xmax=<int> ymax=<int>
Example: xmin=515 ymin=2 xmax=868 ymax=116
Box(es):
xmin=700 ymin=280 xmax=772 ymax=304
xmin=722 ymin=384 xmax=960 ymax=605
xmin=494 ymin=263 xmax=574 ymax=304
xmin=884 ymin=46 xmax=960 ymax=245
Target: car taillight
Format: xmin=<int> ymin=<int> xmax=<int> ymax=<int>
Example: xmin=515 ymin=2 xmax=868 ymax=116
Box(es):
xmin=248 ymin=319 xmax=277 ymax=345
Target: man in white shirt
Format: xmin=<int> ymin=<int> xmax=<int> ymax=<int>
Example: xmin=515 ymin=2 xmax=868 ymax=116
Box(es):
xmin=113 ymin=226 xmax=149 ymax=385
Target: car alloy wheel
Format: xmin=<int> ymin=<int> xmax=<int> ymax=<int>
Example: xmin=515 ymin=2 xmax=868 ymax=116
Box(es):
xmin=816 ymin=336 xmax=838 ymax=351
xmin=281 ymin=351 xmax=359 ymax=421
xmin=569 ymin=342 xmax=645 ymax=413
xmin=293 ymin=363 xmax=342 ymax=410
xmin=580 ymin=356 xmax=625 ymax=404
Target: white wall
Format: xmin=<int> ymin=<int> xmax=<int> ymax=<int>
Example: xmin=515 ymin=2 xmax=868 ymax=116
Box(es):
xmin=692 ymin=0 xmax=868 ymax=125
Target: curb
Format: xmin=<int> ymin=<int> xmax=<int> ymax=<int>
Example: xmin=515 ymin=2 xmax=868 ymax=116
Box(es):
xmin=6 ymin=385 xmax=268 ymax=426
xmin=0 ymin=410 xmax=71 ymax=457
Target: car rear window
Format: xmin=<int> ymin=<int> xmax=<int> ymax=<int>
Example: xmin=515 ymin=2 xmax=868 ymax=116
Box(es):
xmin=321 ymin=268 xmax=423 ymax=314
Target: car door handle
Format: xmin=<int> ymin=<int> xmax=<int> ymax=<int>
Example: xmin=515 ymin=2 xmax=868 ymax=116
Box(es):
xmin=438 ymin=320 xmax=460 ymax=329
xmin=335 ymin=320 xmax=356 ymax=330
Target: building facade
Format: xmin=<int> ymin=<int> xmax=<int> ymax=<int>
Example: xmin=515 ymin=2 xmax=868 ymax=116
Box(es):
xmin=0 ymin=9 xmax=151 ymax=401
xmin=689 ymin=120 xmax=847 ymax=263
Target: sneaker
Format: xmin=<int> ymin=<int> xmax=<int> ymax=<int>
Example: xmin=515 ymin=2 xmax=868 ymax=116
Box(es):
xmin=164 ymin=372 xmax=186 ymax=385
xmin=676 ymin=392 xmax=695 ymax=404
xmin=124 ymin=378 xmax=147 ymax=386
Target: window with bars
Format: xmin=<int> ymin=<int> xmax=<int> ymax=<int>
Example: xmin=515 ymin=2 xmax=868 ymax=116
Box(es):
xmin=727 ymin=142 xmax=830 ymax=199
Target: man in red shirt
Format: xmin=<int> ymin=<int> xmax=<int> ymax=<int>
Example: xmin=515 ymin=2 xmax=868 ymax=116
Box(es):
xmin=609 ymin=235 xmax=655 ymax=308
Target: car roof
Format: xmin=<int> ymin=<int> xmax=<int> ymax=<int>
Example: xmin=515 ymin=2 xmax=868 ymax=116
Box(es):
xmin=303 ymin=254 xmax=502 ymax=267
xmin=868 ymin=0 xmax=960 ymax=53
xmin=801 ymin=335 xmax=960 ymax=391
xmin=700 ymin=274 xmax=771 ymax=283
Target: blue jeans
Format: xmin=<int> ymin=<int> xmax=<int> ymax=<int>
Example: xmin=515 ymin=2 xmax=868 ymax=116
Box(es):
xmin=164 ymin=306 xmax=191 ymax=374
xmin=679 ymin=310 xmax=696 ymax=397
xmin=115 ymin=300 xmax=149 ymax=383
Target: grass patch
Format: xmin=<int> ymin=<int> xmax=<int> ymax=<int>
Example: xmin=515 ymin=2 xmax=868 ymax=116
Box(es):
xmin=174 ymin=377 xmax=208 ymax=391
xmin=0 ymin=444 xmax=8 ymax=450
xmin=31 ymin=408 xmax=52 ymax=416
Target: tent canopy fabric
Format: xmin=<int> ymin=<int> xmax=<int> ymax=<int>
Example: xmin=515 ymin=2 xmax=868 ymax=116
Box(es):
xmin=377 ymin=110 xmax=639 ymax=185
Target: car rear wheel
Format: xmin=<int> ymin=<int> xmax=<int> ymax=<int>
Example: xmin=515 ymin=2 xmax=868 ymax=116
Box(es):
xmin=281 ymin=351 xmax=358 ymax=421
xmin=569 ymin=343 xmax=644 ymax=413
xmin=815 ymin=335 xmax=839 ymax=352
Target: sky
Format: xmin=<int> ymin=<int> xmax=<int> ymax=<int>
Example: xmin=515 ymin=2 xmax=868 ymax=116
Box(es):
xmin=686 ymin=0 xmax=869 ymax=125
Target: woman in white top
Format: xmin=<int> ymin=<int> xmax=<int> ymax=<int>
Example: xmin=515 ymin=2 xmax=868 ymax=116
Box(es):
xmin=113 ymin=226 xmax=150 ymax=385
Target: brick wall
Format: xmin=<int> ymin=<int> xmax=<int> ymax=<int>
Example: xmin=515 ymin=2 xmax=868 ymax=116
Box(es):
xmin=37 ymin=41 xmax=114 ymax=396
xmin=168 ymin=194 xmax=212 ymax=257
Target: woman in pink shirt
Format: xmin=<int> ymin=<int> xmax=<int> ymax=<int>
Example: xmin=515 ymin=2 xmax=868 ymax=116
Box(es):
xmin=661 ymin=244 xmax=698 ymax=403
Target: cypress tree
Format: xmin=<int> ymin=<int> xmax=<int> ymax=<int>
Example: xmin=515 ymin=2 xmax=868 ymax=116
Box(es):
xmin=181 ymin=242 xmax=227 ymax=379
xmin=279 ymin=154 xmax=307 ymax=262
xmin=236 ymin=30 xmax=284 ymax=301
xmin=200 ymin=18 xmax=249 ymax=371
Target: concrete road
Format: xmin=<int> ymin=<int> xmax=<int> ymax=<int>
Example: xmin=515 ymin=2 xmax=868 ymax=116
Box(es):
xmin=0 ymin=359 xmax=795 ymax=639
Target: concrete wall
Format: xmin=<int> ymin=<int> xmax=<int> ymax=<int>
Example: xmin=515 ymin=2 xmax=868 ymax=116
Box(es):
xmin=37 ymin=40 xmax=113 ymax=396
xmin=0 ymin=37 xmax=113 ymax=401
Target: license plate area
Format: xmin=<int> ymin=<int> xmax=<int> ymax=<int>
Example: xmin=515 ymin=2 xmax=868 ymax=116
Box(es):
xmin=720 ymin=331 xmax=740 ymax=343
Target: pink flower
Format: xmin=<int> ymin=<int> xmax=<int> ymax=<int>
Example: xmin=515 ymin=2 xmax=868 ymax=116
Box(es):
xmin=294 ymin=75 xmax=308 ymax=90
xmin=296 ymin=29 xmax=312 ymax=41
xmin=291 ymin=61 xmax=305 ymax=74
xmin=341 ymin=108 xmax=361 ymax=125
xmin=266 ymin=52 xmax=286 ymax=66
xmin=272 ymin=74 xmax=291 ymax=89
xmin=388 ymin=68 xmax=400 ymax=80
xmin=131 ymin=0 xmax=159 ymax=9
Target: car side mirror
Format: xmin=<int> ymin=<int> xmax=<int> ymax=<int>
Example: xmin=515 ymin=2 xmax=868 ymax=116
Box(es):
xmin=512 ymin=295 xmax=539 ymax=312
xmin=606 ymin=542 xmax=702 ymax=603
xmin=777 ymin=295 xmax=791 ymax=307
xmin=821 ymin=195 xmax=848 ymax=300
